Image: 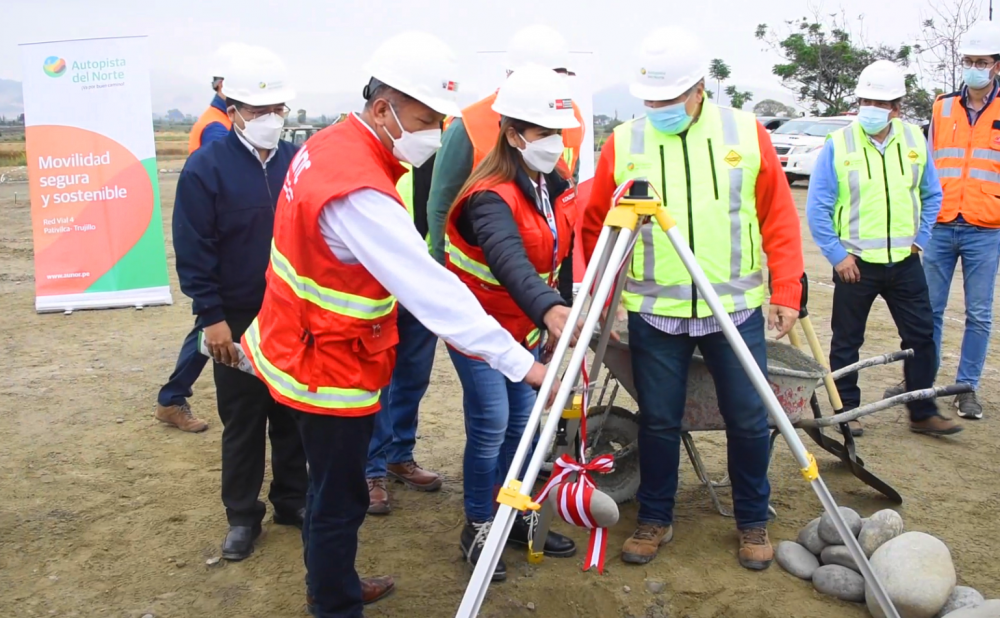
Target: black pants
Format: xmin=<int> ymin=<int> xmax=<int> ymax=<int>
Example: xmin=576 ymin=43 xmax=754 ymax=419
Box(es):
xmin=213 ymin=313 xmax=308 ymax=527
xmin=829 ymin=254 xmax=939 ymax=421
xmin=290 ymin=409 xmax=375 ymax=618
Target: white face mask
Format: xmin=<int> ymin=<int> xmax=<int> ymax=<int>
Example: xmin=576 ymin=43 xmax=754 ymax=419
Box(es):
xmin=382 ymin=104 xmax=441 ymax=168
xmin=518 ymin=133 xmax=564 ymax=174
xmin=236 ymin=110 xmax=285 ymax=150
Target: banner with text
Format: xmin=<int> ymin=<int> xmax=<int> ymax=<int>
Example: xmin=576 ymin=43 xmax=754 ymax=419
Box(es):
xmin=19 ymin=36 xmax=171 ymax=313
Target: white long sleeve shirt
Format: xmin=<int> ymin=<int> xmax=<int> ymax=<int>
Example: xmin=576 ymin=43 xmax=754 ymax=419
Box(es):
xmin=318 ymin=188 xmax=535 ymax=383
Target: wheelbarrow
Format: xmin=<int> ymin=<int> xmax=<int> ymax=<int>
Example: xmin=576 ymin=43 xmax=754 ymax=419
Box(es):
xmin=581 ymin=323 xmax=971 ymax=517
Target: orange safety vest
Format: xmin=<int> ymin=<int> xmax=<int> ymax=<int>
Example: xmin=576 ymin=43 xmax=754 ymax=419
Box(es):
xmin=188 ymin=104 xmax=233 ymax=154
xmin=931 ymin=92 xmax=1000 ymax=228
xmin=460 ymin=91 xmax=585 ymax=175
xmin=242 ymin=115 xmax=405 ymax=417
xmin=445 ymin=178 xmax=574 ymax=348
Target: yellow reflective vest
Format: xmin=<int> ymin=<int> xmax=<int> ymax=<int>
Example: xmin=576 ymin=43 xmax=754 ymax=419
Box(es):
xmin=827 ymin=119 xmax=927 ymax=264
xmin=395 ymin=163 xmax=432 ymax=252
xmin=611 ymin=103 xmax=764 ymax=318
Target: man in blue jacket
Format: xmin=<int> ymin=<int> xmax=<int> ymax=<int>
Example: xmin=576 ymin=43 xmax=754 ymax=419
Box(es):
xmin=172 ymin=47 xmax=307 ymax=560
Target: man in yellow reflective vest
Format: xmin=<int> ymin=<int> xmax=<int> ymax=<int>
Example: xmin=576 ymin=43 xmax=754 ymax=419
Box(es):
xmin=806 ymin=60 xmax=962 ymax=437
xmin=366 ymin=157 xmax=441 ymax=514
xmin=583 ymin=27 xmax=804 ymax=570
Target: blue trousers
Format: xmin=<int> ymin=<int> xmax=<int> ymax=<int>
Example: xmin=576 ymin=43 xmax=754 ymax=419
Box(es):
xmin=366 ymin=307 xmax=437 ymax=478
xmin=157 ymin=318 xmax=209 ymax=407
xmin=629 ymin=309 xmax=772 ymax=530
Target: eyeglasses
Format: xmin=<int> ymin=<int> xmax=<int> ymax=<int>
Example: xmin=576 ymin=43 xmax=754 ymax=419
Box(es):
xmin=962 ymin=58 xmax=996 ymax=70
xmin=238 ymin=105 xmax=291 ymax=120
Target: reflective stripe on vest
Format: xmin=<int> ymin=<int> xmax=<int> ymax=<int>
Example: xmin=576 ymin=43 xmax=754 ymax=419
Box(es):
xmin=244 ymin=320 xmax=381 ymax=410
xmin=611 ymin=103 xmax=764 ymax=318
xmin=829 ymin=120 xmax=926 ymax=264
xmin=445 ymin=238 xmax=552 ymax=287
xmin=269 ymin=243 xmax=396 ymax=319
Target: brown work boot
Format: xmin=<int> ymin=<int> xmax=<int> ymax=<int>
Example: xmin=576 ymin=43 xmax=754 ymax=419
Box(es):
xmin=738 ymin=527 xmax=774 ymax=570
xmin=305 ymin=577 xmax=395 ymax=613
xmin=367 ymin=477 xmax=391 ymax=515
xmin=361 ymin=575 xmax=395 ymax=605
xmin=154 ymin=402 xmax=208 ymax=433
xmin=622 ymin=523 xmax=673 ymax=564
xmin=910 ymin=415 xmax=963 ymax=436
xmin=387 ymin=460 xmax=443 ymax=492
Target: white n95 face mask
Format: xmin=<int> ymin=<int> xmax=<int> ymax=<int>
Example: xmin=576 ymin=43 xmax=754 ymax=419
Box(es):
xmin=518 ymin=133 xmax=564 ymax=174
xmin=238 ymin=111 xmax=285 ymax=150
xmin=383 ymin=104 xmax=441 ymax=168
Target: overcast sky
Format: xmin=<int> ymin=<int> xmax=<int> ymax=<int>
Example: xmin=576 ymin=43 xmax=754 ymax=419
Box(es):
xmin=1 ymin=0 xmax=985 ymax=114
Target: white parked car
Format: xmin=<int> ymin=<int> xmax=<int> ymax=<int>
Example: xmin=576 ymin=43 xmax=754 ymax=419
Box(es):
xmin=770 ymin=116 xmax=853 ymax=186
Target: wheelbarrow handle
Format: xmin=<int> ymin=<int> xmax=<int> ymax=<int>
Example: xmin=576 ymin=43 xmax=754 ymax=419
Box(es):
xmin=768 ymin=272 xmax=810 ymax=319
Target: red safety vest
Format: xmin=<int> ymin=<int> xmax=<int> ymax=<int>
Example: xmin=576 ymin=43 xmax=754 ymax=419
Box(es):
xmin=242 ymin=115 xmax=405 ymax=416
xmin=188 ymin=104 xmax=233 ymax=154
xmin=931 ymin=92 xmax=1000 ymax=228
xmin=460 ymin=91 xmax=585 ymax=175
xmin=445 ymin=178 xmax=574 ymax=347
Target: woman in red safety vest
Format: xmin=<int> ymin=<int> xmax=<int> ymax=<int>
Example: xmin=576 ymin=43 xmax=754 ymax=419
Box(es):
xmin=444 ymin=65 xmax=583 ymax=581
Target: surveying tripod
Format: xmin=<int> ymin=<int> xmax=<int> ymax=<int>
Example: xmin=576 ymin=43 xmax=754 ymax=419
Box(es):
xmin=454 ymin=180 xmax=901 ymax=618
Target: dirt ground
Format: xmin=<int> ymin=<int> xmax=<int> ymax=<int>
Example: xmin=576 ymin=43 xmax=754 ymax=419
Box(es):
xmin=1 ymin=175 xmax=998 ymax=618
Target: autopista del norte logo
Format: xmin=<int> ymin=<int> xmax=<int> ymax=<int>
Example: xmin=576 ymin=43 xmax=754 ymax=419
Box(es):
xmin=68 ymin=58 xmax=127 ymax=84
xmin=43 ymin=56 xmax=67 ymax=78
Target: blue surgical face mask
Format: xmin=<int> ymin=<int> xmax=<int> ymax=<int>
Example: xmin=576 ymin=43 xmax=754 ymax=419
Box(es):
xmin=857 ymin=105 xmax=891 ymax=135
xmin=648 ymin=100 xmax=693 ymax=135
xmin=964 ymin=66 xmax=994 ymax=89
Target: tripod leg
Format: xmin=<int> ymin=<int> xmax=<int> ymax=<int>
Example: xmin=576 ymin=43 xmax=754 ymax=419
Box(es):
xmin=656 ymin=218 xmax=900 ymax=618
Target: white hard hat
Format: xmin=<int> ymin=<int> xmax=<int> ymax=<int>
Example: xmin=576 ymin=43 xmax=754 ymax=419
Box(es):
xmin=630 ymin=27 xmax=708 ymax=102
xmin=506 ymin=25 xmax=571 ymax=73
xmin=492 ymin=64 xmax=581 ymax=129
xmin=220 ymin=45 xmax=295 ymax=106
xmin=960 ymin=21 xmax=1000 ymax=56
xmin=365 ymin=31 xmax=462 ymax=117
xmin=210 ymin=42 xmax=253 ymax=81
xmin=854 ymin=60 xmax=907 ymax=101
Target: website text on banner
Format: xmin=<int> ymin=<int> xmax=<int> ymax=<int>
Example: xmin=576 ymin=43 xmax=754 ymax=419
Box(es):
xmin=19 ymin=36 xmax=171 ymax=313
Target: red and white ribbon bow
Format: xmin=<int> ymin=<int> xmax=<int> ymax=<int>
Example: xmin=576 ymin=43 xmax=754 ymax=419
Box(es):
xmin=533 ymin=362 xmax=616 ymax=573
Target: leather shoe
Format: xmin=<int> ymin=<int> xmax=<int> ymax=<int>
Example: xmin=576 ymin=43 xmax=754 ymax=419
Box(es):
xmin=508 ymin=514 xmax=577 ymax=558
xmin=368 ymin=477 xmax=391 ymax=515
xmin=387 ymin=460 xmax=443 ymax=491
xmin=910 ymin=415 xmax=963 ymax=436
xmin=306 ymin=577 xmax=394 ymax=614
xmin=222 ymin=525 xmax=261 ymax=561
xmin=273 ymin=507 xmax=305 ymax=530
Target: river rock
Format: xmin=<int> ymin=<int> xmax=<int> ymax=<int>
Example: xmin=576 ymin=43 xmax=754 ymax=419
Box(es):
xmin=818 ymin=507 xmax=863 ymax=544
xmin=820 ymin=544 xmax=859 ymax=572
xmin=776 ymin=541 xmax=820 ymax=580
xmin=942 ymin=600 xmax=1000 ymax=618
xmin=867 ymin=532 xmax=956 ymax=618
xmin=859 ymin=509 xmax=906 ymax=558
xmin=797 ymin=518 xmax=827 ymax=555
xmin=935 ymin=587 xmax=985 ymax=618
xmin=812 ymin=565 xmax=866 ymax=603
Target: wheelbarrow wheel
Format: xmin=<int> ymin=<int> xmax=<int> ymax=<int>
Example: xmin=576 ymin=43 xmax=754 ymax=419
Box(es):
xmin=586 ymin=405 xmax=641 ymax=504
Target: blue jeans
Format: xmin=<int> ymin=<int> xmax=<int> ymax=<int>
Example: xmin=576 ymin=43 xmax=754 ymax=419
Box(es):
xmin=157 ymin=318 xmax=209 ymax=407
xmin=924 ymin=221 xmax=1000 ymax=389
xmin=366 ymin=307 xmax=437 ymax=478
xmin=448 ymin=346 xmax=539 ymax=523
xmin=629 ymin=309 xmax=772 ymax=530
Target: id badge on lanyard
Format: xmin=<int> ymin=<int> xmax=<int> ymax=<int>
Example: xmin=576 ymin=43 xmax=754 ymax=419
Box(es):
xmin=537 ymin=183 xmax=559 ymax=289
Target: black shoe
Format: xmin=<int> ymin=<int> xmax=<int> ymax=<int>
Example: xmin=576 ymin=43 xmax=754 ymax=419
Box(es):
xmin=274 ymin=507 xmax=306 ymax=530
xmin=508 ymin=513 xmax=577 ymax=558
xmin=460 ymin=520 xmax=506 ymax=582
xmin=222 ymin=525 xmax=261 ymax=561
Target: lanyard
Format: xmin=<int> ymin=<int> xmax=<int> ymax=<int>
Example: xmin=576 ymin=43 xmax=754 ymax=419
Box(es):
xmin=536 ymin=179 xmax=559 ymax=288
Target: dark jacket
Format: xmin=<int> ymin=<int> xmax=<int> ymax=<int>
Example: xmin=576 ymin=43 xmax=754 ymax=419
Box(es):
xmin=453 ymin=166 xmax=574 ymax=329
xmin=172 ymin=129 xmax=297 ymax=324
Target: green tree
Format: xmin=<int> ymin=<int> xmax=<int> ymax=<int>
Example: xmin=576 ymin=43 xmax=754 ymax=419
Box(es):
xmin=753 ymin=99 xmax=797 ymax=117
xmin=297 ymin=109 xmax=307 ymax=124
xmin=724 ymin=85 xmax=754 ymax=110
xmin=755 ymin=14 xmax=918 ymax=116
xmin=709 ymin=59 xmax=731 ymax=104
